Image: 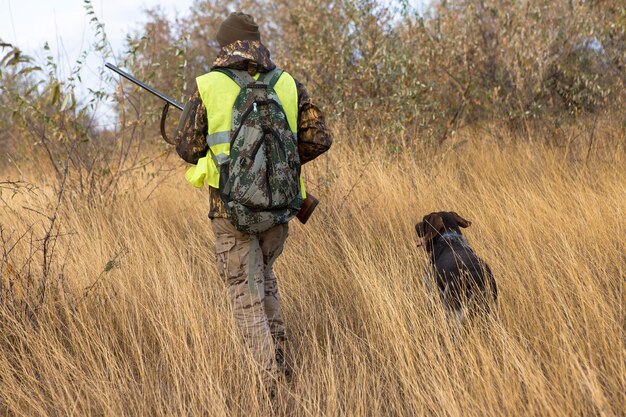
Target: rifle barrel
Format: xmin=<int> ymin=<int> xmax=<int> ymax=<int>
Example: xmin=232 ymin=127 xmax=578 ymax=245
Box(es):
xmin=105 ymin=63 xmax=184 ymax=111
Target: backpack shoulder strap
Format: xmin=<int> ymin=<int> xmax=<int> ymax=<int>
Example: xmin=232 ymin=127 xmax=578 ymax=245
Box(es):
xmin=214 ymin=67 xmax=285 ymax=89
xmin=212 ymin=68 xmax=254 ymax=88
xmin=258 ymin=68 xmax=284 ymax=88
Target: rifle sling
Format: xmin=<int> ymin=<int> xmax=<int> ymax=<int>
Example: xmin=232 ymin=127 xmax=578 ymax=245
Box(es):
xmin=160 ymin=102 xmax=178 ymax=145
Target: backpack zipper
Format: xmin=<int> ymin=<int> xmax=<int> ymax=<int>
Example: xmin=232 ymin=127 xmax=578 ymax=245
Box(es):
xmin=230 ymin=102 xmax=257 ymax=146
xmin=265 ymin=135 xmax=273 ymax=207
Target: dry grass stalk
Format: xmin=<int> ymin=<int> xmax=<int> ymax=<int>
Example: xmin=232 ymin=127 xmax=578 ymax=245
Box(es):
xmin=1 ymin=126 xmax=624 ymax=416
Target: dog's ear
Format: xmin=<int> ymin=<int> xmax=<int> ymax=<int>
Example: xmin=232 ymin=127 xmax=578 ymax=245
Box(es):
xmin=421 ymin=213 xmax=444 ymax=242
xmin=415 ymin=221 xmax=426 ymax=237
xmin=451 ymin=212 xmax=472 ymax=228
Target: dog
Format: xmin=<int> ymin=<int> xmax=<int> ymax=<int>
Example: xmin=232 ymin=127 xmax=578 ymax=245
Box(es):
xmin=415 ymin=211 xmax=497 ymax=324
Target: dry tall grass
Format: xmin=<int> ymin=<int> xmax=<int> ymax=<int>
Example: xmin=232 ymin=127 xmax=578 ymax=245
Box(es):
xmin=0 ymin=129 xmax=624 ymax=416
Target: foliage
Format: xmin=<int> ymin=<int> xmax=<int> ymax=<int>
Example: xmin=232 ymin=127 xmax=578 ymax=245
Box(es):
xmin=0 ymin=0 xmax=175 ymax=203
xmin=113 ymin=0 xmax=624 ymax=143
xmin=2 ymin=1 xmax=623 ymax=180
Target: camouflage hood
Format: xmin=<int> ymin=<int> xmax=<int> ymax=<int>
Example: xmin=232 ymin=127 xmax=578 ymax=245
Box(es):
xmin=212 ymin=40 xmax=276 ymax=75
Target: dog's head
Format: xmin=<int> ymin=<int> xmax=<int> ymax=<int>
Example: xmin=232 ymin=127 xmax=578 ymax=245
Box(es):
xmin=415 ymin=211 xmax=471 ymax=248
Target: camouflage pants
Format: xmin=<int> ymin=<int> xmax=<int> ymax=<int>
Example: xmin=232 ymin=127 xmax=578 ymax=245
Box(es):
xmin=211 ymin=218 xmax=288 ymax=383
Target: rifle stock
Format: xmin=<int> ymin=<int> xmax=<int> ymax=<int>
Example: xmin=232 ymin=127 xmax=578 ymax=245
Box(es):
xmin=297 ymin=193 xmax=319 ymax=224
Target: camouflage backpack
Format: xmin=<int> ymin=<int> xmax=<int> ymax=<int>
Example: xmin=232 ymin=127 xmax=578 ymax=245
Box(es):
xmin=213 ymin=68 xmax=302 ymax=234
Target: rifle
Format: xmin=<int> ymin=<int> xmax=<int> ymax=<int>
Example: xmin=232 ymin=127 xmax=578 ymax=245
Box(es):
xmin=297 ymin=193 xmax=318 ymax=224
xmin=105 ymin=62 xmax=319 ymax=224
xmin=105 ymin=62 xmax=185 ymax=144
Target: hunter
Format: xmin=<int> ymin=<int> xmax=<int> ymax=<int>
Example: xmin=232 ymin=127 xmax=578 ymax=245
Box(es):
xmin=174 ymin=12 xmax=332 ymax=390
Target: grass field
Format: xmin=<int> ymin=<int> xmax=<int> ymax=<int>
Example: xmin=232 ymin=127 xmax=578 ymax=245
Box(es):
xmin=0 ymin=129 xmax=624 ymax=416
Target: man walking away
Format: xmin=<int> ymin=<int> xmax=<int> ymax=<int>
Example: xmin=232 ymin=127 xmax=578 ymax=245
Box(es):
xmin=174 ymin=11 xmax=332 ymax=395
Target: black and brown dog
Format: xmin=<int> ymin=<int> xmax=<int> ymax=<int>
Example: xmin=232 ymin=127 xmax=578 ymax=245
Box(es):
xmin=415 ymin=211 xmax=497 ymax=323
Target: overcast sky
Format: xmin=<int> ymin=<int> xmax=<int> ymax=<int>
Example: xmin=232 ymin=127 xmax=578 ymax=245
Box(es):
xmin=1 ymin=0 xmax=195 ymax=87
xmin=1 ymin=0 xmax=195 ymax=59
xmin=0 ymin=0 xmax=196 ymax=122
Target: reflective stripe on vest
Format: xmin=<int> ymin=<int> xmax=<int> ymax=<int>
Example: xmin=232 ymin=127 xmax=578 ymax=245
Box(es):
xmin=185 ymin=69 xmax=300 ymax=190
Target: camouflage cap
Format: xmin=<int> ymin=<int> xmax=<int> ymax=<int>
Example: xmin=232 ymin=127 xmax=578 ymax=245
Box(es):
xmin=216 ymin=12 xmax=261 ymax=48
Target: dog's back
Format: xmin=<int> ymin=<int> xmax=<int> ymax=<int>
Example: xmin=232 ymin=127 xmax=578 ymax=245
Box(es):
xmin=433 ymin=233 xmax=497 ymax=314
xmin=416 ymin=212 xmax=497 ymax=322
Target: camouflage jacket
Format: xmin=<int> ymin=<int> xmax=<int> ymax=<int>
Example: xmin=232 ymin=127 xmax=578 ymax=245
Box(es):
xmin=175 ymin=40 xmax=332 ymax=219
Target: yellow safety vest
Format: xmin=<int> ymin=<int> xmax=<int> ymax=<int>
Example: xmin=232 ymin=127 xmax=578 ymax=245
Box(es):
xmin=185 ymin=68 xmax=304 ymax=197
